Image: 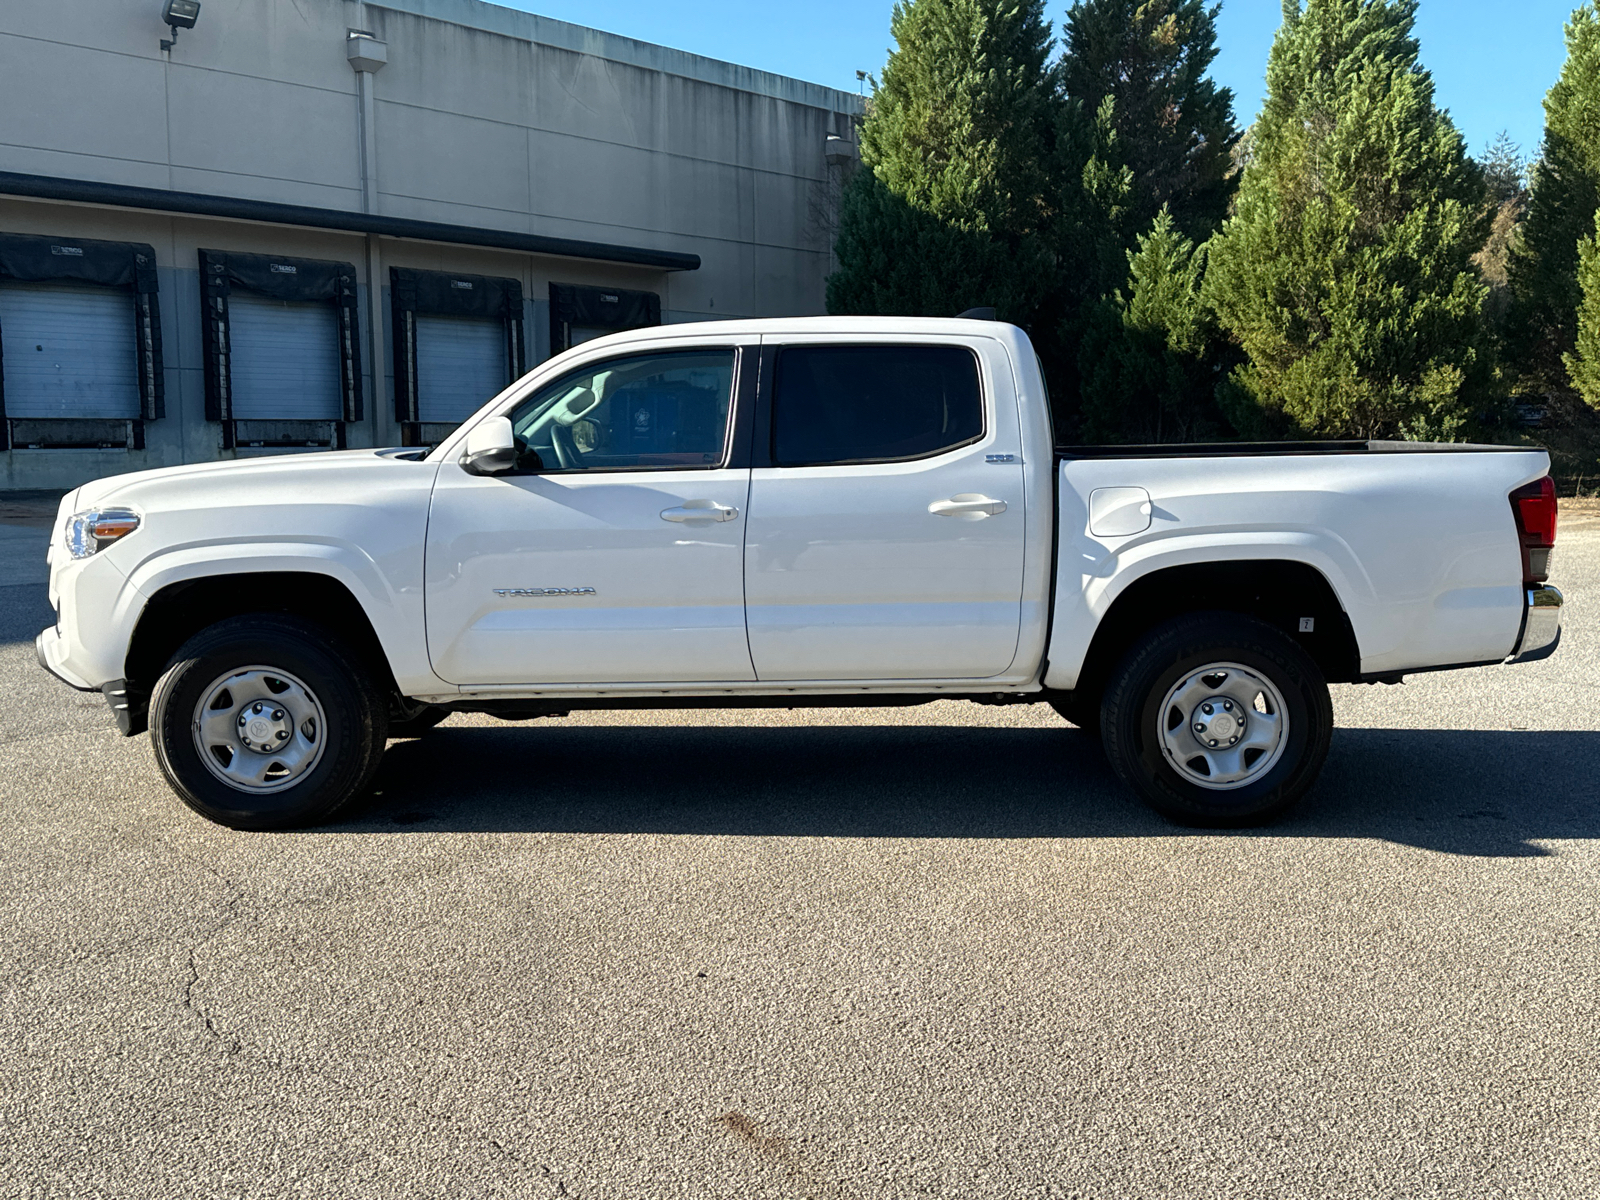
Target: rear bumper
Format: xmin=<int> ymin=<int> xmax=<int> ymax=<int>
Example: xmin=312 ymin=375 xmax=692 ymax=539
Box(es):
xmin=1509 ymin=585 xmax=1563 ymax=663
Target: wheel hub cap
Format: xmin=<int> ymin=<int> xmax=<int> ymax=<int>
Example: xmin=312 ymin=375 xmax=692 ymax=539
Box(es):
xmin=1158 ymin=663 xmax=1289 ymax=791
xmin=192 ymin=666 xmax=327 ymax=794
xmin=238 ymin=700 xmax=292 ymax=751
xmin=1192 ymin=699 xmax=1244 ymax=747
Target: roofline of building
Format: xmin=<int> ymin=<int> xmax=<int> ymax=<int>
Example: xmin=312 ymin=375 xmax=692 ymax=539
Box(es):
xmin=369 ymin=0 xmax=867 ymax=115
xmin=0 ymin=172 xmax=702 ymax=272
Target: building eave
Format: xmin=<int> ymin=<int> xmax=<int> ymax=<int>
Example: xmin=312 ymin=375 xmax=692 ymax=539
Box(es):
xmin=0 ymin=172 xmax=701 ymax=273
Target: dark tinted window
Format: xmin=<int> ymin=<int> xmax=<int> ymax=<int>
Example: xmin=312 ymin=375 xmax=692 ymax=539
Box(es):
xmin=772 ymin=345 xmax=983 ymax=466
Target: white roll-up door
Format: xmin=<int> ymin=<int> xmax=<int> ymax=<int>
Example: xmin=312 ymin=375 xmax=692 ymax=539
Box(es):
xmin=416 ymin=313 xmax=507 ymax=423
xmin=228 ymin=292 xmax=342 ymax=420
xmin=0 ymin=281 xmax=140 ymax=418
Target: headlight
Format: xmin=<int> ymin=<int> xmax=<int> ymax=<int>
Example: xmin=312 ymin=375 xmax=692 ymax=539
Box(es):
xmin=64 ymin=509 xmax=141 ymax=560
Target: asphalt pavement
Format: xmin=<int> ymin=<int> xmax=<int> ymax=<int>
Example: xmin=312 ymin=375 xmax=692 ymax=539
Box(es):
xmin=1 ymin=501 xmax=1596 ymax=1199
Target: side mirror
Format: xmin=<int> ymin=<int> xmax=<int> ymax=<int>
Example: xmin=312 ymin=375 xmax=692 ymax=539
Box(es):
xmin=461 ymin=416 xmax=516 ymax=476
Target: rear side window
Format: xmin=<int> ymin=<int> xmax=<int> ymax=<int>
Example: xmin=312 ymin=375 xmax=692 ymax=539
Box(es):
xmin=771 ymin=345 xmax=984 ymax=467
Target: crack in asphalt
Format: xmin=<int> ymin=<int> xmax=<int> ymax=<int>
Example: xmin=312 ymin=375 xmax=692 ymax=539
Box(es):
xmin=179 ymin=917 xmax=244 ymax=1055
xmin=142 ymin=827 xmax=578 ymax=1196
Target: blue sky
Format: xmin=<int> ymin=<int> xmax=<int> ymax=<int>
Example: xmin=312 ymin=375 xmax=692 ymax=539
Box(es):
xmin=504 ymin=0 xmax=1580 ymax=168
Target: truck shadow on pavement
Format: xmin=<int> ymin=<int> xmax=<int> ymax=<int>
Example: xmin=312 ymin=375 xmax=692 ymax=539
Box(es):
xmin=345 ymin=723 xmax=1600 ymax=857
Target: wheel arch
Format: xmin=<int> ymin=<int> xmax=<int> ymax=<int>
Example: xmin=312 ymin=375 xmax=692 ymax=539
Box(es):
xmin=1062 ymin=559 xmax=1361 ymax=705
xmin=125 ymin=570 xmax=401 ymax=703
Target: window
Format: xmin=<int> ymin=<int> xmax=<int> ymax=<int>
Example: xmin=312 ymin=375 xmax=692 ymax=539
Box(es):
xmin=506 ymin=349 xmax=734 ymax=473
xmin=772 ymin=345 xmax=983 ymax=467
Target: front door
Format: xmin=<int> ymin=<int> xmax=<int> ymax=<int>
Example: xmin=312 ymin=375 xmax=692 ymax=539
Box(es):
xmin=743 ymin=339 xmax=1027 ymax=681
xmin=425 ymin=345 xmax=755 ymax=686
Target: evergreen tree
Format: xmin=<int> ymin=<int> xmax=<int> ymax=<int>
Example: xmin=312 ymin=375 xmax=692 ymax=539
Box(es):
xmin=1204 ymin=0 xmax=1495 ymax=440
xmin=827 ymin=0 xmax=1065 ymax=324
xmin=1507 ymin=2 xmax=1600 ymax=390
xmin=1061 ymin=0 xmax=1241 ymax=241
xmin=1566 ymin=213 xmax=1600 ymax=407
xmin=1474 ymin=132 xmax=1529 ymax=336
xmin=1480 ymin=131 xmax=1528 ymax=206
xmin=1079 ymin=208 xmax=1230 ymax=442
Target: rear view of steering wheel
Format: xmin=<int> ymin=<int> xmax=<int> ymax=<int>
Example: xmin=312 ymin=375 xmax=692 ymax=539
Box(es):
xmin=550 ymin=423 xmax=582 ymax=469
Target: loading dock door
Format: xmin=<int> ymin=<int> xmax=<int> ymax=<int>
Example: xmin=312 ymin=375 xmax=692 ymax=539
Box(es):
xmin=0 ymin=281 xmax=140 ymax=418
xmin=415 ymin=313 xmax=508 ymax=423
xmin=226 ymin=293 xmax=342 ymax=421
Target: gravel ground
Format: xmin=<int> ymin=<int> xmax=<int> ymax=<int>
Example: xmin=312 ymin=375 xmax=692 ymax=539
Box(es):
xmin=0 ymin=503 xmax=1595 ymax=1200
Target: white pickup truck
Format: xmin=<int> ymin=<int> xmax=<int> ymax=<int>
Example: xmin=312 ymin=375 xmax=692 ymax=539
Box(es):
xmin=37 ymin=317 xmax=1563 ymax=830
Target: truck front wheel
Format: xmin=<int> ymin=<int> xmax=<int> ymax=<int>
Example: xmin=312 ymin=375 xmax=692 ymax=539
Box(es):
xmin=148 ymin=615 xmax=389 ymax=831
xmin=1100 ymin=613 xmax=1332 ymax=827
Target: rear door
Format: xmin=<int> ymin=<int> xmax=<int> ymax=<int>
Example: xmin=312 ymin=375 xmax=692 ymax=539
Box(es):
xmin=742 ymin=337 xmax=1026 ymax=681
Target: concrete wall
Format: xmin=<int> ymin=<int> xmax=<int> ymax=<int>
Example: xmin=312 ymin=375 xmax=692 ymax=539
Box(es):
xmin=0 ymin=0 xmax=861 ymax=488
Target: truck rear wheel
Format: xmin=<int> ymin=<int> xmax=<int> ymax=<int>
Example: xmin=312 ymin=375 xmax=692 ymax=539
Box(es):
xmin=1100 ymin=613 xmax=1332 ymax=826
xmin=148 ymin=615 xmax=388 ymax=831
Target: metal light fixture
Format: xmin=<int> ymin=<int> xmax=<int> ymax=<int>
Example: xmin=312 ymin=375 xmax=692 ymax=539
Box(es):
xmin=160 ymin=0 xmax=201 ymax=52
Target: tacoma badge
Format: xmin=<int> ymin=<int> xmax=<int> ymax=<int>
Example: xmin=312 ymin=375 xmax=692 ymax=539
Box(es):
xmin=493 ymin=587 xmax=596 ymax=597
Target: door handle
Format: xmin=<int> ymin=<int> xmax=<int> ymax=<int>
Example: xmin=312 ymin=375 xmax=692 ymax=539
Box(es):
xmin=661 ymin=500 xmax=739 ymax=523
xmin=929 ymin=494 xmax=1007 ymax=518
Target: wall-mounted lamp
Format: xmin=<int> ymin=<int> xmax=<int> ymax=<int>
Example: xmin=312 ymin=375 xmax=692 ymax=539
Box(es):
xmin=160 ymin=0 xmax=201 ymax=53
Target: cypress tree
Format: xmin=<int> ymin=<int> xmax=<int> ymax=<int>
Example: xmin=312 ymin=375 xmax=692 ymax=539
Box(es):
xmin=1204 ymin=0 xmax=1496 ymax=440
xmin=1061 ymin=0 xmax=1242 ymax=242
xmin=827 ymin=0 xmax=1065 ymax=324
xmin=1566 ymin=213 xmax=1600 ymax=407
xmin=1507 ymin=2 xmax=1600 ymax=390
xmin=1079 ymin=209 xmax=1229 ymax=442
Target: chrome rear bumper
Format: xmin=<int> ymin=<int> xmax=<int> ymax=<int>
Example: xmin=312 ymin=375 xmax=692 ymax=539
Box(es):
xmin=1509 ymin=585 xmax=1563 ymax=663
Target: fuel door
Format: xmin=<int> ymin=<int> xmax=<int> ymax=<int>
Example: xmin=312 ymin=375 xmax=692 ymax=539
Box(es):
xmin=1088 ymin=487 xmax=1152 ymax=537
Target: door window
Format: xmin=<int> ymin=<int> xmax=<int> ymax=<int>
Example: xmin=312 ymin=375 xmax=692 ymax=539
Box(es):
xmin=505 ymin=349 xmax=734 ymax=473
xmin=771 ymin=345 xmax=983 ymax=467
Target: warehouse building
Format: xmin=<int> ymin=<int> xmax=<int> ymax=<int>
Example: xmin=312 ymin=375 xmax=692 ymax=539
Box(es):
xmin=0 ymin=0 xmax=862 ymax=488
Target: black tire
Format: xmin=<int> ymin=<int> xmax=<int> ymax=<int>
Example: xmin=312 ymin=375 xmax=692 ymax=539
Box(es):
xmin=148 ymin=615 xmax=389 ymax=831
xmin=387 ymin=704 xmax=449 ymax=739
xmin=1100 ymin=612 xmax=1332 ymax=827
xmin=1048 ymin=695 xmax=1100 ymax=737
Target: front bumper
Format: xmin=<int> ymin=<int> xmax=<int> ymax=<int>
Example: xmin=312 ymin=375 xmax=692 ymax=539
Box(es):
xmin=1509 ymin=585 xmax=1563 ymax=664
xmin=35 ymin=626 xmax=95 ymax=691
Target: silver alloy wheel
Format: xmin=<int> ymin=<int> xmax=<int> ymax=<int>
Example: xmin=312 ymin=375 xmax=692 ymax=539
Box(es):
xmin=1156 ymin=661 xmax=1289 ymax=791
xmin=191 ymin=665 xmax=328 ymax=794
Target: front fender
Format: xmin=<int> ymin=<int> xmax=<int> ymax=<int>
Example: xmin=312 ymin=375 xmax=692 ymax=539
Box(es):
xmin=114 ymin=540 xmax=447 ymax=695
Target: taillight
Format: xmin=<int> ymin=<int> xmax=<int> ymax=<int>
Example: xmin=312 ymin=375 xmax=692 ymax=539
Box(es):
xmin=1509 ymin=476 xmax=1557 ymax=583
